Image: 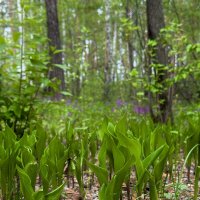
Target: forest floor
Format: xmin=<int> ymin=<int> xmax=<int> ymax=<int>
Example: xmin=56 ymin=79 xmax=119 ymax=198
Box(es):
xmin=64 ymin=159 xmax=199 ymax=200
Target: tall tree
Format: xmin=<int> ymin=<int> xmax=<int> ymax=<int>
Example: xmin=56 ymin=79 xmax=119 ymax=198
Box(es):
xmin=146 ymin=0 xmax=173 ymax=123
xmin=104 ymin=0 xmax=112 ymax=101
xmin=125 ymin=0 xmax=134 ymax=71
xmin=125 ymin=0 xmax=135 ymax=99
xmin=45 ymin=0 xmax=65 ymax=100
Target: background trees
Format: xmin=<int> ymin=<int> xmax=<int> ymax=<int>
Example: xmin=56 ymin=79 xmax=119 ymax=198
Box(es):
xmin=0 ymin=0 xmax=199 ymax=122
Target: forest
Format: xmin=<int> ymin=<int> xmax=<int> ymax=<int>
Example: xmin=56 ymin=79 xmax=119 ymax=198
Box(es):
xmin=0 ymin=0 xmax=200 ymax=199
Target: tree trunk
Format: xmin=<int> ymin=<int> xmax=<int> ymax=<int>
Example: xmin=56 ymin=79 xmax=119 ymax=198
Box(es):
xmin=104 ymin=0 xmax=112 ymax=101
xmin=146 ymin=0 xmax=173 ymax=123
xmin=125 ymin=0 xmax=134 ymax=71
xmin=125 ymin=0 xmax=135 ymax=99
xmin=45 ymin=0 xmax=65 ymax=100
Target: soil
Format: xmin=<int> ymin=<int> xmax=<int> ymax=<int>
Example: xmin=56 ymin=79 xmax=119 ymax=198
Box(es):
xmin=63 ymin=160 xmax=200 ymax=200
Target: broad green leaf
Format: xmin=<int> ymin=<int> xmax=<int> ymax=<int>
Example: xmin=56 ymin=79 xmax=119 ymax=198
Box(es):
xmin=45 ymin=183 xmax=65 ymax=200
xmin=154 ymin=145 xmax=169 ymax=184
xmin=98 ymin=117 xmax=109 ymax=140
xmin=105 ymin=176 xmax=115 ymax=199
xmin=116 ymin=131 xmax=141 ymax=160
xmin=9 ymin=103 xmax=21 ymax=118
xmin=99 ymin=184 xmax=107 ymax=200
xmin=88 ymin=163 xmax=108 ymax=186
xmin=40 ymin=163 xmax=50 ymax=194
xmin=25 ymin=162 xmax=38 ymax=189
xmin=143 ymin=145 xmax=165 ymax=170
xmin=17 ymin=166 xmax=34 ymax=200
xmin=61 ymin=91 xmax=72 ymax=96
xmin=116 ymin=115 xmax=128 ymax=134
xmin=110 ymin=137 xmax=125 ymax=173
xmin=107 ymin=122 xmax=115 ymax=135
xmin=113 ymin=156 xmax=135 ymax=199
xmin=48 ymin=136 xmax=65 ymax=160
xmin=4 ymin=126 xmax=17 ymax=148
xmin=20 ymin=133 xmax=37 ymax=150
xmin=98 ymin=139 xmax=107 ymax=169
xmin=33 ymin=190 xmax=45 ymax=200
xmin=21 ymin=146 xmax=35 ymax=167
xmin=36 ymin=125 xmax=47 ymax=161
xmin=137 ymin=145 xmax=165 ymax=186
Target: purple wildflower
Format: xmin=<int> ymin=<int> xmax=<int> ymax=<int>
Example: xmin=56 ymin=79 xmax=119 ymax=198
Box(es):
xmin=66 ymin=99 xmax=72 ymax=105
xmin=134 ymin=106 xmax=149 ymax=115
xmin=116 ymin=99 xmax=124 ymax=108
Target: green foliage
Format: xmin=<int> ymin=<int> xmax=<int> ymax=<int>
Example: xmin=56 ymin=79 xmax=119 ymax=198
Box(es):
xmin=0 ymin=0 xmax=200 ymax=199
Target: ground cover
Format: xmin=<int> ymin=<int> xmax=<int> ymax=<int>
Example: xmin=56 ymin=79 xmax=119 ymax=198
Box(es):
xmin=0 ymin=101 xmax=199 ymax=199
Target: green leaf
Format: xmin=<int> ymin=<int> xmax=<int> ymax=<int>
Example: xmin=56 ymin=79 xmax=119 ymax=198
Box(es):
xmin=4 ymin=126 xmax=17 ymax=147
xmin=110 ymin=137 xmax=125 ymax=173
xmin=88 ymin=163 xmax=108 ymax=186
xmin=107 ymin=122 xmax=115 ymax=135
xmin=33 ymin=190 xmax=45 ymax=200
xmin=149 ymin=175 xmax=158 ymax=200
xmin=12 ymin=32 xmax=21 ymax=42
xmin=116 ymin=115 xmax=128 ymax=134
xmin=105 ymin=176 xmax=115 ymax=199
xmin=17 ymin=166 xmax=34 ymax=200
xmin=113 ymin=156 xmax=135 ymax=199
xmin=74 ymin=156 xmax=84 ymax=194
xmin=116 ymin=131 xmax=141 ymax=160
xmin=98 ymin=139 xmax=107 ymax=169
xmin=99 ymin=184 xmax=107 ymax=200
xmin=136 ymin=91 xmax=144 ymax=97
xmin=61 ymin=91 xmax=72 ymax=96
xmin=21 ymin=146 xmax=35 ymax=167
xmin=0 ymin=36 xmax=6 ymax=50
xmin=148 ymin=39 xmax=157 ymax=47
xmin=30 ymin=58 xmax=45 ymax=67
xmin=40 ymin=163 xmax=50 ymax=194
xmin=36 ymin=125 xmax=47 ymax=161
xmin=20 ymin=133 xmax=37 ymax=150
xmin=45 ymin=183 xmax=65 ymax=200
xmin=25 ymin=162 xmax=38 ymax=189
xmin=130 ymin=69 xmax=138 ymax=77
xmin=53 ymin=49 xmax=64 ymax=54
xmin=137 ymin=145 xmax=165 ymax=186
xmin=154 ymin=145 xmax=169 ymax=184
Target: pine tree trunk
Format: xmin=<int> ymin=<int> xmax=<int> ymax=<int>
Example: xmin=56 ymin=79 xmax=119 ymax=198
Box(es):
xmin=146 ymin=0 xmax=173 ymax=123
xmin=45 ymin=0 xmax=65 ymax=100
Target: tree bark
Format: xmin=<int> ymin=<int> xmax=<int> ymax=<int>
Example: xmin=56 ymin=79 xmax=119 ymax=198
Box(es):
xmin=45 ymin=0 xmax=65 ymax=100
xmin=125 ymin=0 xmax=135 ymax=99
xmin=104 ymin=0 xmax=112 ymax=101
xmin=125 ymin=0 xmax=134 ymax=71
xmin=146 ymin=0 xmax=173 ymax=123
